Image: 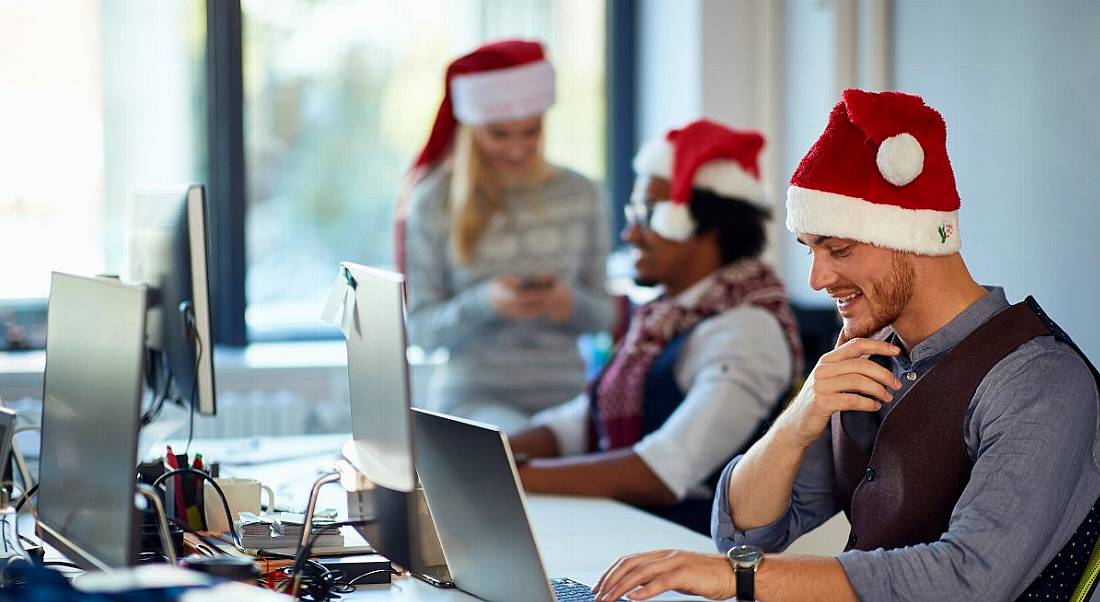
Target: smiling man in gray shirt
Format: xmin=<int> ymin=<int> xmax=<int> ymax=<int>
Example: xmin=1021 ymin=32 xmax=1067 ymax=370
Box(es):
xmin=593 ymin=90 xmax=1100 ymax=602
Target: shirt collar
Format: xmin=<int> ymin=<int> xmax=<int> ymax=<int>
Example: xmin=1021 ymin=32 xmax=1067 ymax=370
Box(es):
xmin=889 ymin=286 xmax=1009 ymax=363
xmin=671 ymin=271 xmax=719 ymax=308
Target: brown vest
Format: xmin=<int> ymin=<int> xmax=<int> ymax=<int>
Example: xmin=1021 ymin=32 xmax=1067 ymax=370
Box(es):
xmin=832 ymin=301 xmax=1051 ymax=552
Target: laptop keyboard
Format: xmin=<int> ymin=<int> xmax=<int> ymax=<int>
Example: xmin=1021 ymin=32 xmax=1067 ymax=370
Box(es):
xmin=551 ymin=577 xmax=625 ymax=601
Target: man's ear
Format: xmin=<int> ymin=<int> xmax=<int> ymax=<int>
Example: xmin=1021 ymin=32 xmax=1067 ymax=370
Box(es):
xmin=693 ymin=228 xmax=720 ymax=249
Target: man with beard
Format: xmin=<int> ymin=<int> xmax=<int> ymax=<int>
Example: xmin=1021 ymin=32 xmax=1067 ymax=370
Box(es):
xmin=592 ymin=90 xmax=1100 ymax=601
xmin=508 ymin=120 xmax=803 ymax=534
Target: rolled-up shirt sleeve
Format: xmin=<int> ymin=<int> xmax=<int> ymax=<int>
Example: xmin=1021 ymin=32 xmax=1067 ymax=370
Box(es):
xmin=530 ymin=394 xmax=591 ymax=456
xmin=836 ymin=345 xmax=1100 ymax=601
xmin=712 ymin=431 xmax=842 ymax=552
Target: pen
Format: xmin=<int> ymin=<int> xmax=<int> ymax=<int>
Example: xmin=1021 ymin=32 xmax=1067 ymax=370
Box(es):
xmin=191 ymin=453 xmax=206 ymax=530
xmin=166 ymin=445 xmax=187 ymax=522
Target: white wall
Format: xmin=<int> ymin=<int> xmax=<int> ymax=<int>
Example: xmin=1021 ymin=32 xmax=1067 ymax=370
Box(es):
xmin=780 ymin=0 xmax=838 ymax=306
xmin=893 ymin=0 xmax=1100 ymax=361
xmin=637 ymin=0 xmax=785 ymax=265
xmin=101 ymin=0 xmax=203 ymax=273
xmin=636 ymin=0 xmax=703 ymax=142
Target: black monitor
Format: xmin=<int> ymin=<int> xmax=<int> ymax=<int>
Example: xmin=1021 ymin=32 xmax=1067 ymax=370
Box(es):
xmin=125 ymin=184 xmax=216 ymax=416
xmin=0 ymin=406 xmax=15 ymax=504
xmin=36 ymin=272 xmax=148 ymax=570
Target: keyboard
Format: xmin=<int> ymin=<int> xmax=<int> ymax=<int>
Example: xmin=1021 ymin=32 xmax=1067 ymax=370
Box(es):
xmin=551 ymin=577 xmax=626 ymax=601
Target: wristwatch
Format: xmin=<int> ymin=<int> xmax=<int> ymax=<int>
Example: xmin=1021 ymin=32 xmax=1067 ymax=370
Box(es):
xmin=726 ymin=544 xmax=764 ymax=601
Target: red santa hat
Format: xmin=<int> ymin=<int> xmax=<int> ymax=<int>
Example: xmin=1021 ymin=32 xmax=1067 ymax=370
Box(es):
xmin=631 ymin=119 xmax=769 ymax=242
xmin=785 ymin=89 xmax=961 ymax=255
xmin=412 ymin=39 xmax=555 ymax=170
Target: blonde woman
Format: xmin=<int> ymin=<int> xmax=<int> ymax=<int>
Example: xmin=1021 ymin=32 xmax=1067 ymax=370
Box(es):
xmin=400 ymin=40 xmax=613 ymax=431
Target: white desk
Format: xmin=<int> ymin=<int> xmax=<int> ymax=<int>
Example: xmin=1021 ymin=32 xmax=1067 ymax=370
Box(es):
xmin=20 ymin=434 xmax=718 ymax=600
xmin=342 ymin=495 xmax=716 ymax=601
xmin=206 ymin=435 xmax=717 ymax=600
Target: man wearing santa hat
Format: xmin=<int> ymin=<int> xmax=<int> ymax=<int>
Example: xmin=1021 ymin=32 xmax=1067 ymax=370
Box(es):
xmin=510 ymin=119 xmax=803 ymax=534
xmin=592 ymin=90 xmax=1100 ymax=601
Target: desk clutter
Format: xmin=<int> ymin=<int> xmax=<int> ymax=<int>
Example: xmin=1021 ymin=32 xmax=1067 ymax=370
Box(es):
xmin=2 ymin=470 xmax=397 ymax=601
xmin=0 ymin=563 xmax=290 ymax=601
xmin=235 ymin=511 xmax=344 ymax=552
xmin=0 ymin=267 xmax=662 ymax=602
xmin=0 ymin=433 xmax=393 ymax=600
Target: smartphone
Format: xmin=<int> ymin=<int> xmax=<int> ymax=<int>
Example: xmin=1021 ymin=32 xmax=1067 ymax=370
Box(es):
xmin=519 ymin=276 xmax=555 ymax=290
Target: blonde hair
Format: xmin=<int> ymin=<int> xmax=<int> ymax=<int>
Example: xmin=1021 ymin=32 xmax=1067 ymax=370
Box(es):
xmin=448 ymin=125 xmax=550 ymax=263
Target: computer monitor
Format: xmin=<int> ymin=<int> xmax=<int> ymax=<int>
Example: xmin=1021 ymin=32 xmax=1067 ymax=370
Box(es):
xmin=340 ymin=262 xmax=416 ymax=493
xmin=36 ymin=272 xmax=148 ymax=570
xmin=0 ymin=406 xmax=15 ymax=504
xmin=335 ymin=263 xmax=454 ymax=580
xmin=125 ymin=184 xmax=216 ymax=416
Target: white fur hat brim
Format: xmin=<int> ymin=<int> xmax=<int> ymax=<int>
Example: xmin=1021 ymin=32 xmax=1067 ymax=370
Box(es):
xmin=650 ymin=202 xmax=695 ymax=242
xmin=451 ymin=60 xmax=556 ymax=125
xmin=785 ymin=185 xmax=960 ymax=255
xmin=632 ymin=139 xmax=769 ymax=209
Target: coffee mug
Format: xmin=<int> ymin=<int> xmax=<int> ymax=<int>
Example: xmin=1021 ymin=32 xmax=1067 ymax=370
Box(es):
xmin=203 ymin=477 xmax=276 ymax=533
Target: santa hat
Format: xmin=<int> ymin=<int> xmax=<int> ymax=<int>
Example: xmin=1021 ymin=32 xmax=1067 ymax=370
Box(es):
xmin=412 ymin=39 xmax=555 ymax=170
xmin=631 ymin=119 xmax=768 ymax=242
xmin=785 ymin=89 xmax=961 ymax=255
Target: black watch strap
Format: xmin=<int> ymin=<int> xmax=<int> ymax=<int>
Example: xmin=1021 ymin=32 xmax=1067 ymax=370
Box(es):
xmin=735 ymin=565 xmax=755 ymax=601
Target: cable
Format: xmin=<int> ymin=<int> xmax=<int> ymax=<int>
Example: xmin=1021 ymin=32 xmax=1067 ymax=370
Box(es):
xmin=163 ymin=516 xmax=220 ymax=555
xmin=13 ymin=483 xmax=37 ymax=513
xmin=346 ymin=568 xmax=401 ymax=586
xmin=0 ymin=514 xmax=12 ymax=553
xmin=286 ymin=520 xmax=373 ymax=599
xmin=185 ymin=331 xmax=202 ymax=456
xmin=140 ymin=352 xmax=174 ymax=427
xmin=151 ymin=468 xmax=243 ymax=551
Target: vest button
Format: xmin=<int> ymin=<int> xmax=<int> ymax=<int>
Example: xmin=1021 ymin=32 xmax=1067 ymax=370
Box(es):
xmin=865 ymin=467 xmax=876 ymax=482
xmin=906 ymin=371 xmax=917 ymax=381
xmin=848 ymin=534 xmax=857 ymax=546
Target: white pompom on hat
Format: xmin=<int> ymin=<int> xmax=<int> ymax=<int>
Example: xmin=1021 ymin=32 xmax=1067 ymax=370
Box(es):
xmin=785 ymin=89 xmax=962 ymax=256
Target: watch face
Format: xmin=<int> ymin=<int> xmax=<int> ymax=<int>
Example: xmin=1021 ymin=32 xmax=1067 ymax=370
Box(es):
xmin=727 ymin=544 xmax=764 ymax=568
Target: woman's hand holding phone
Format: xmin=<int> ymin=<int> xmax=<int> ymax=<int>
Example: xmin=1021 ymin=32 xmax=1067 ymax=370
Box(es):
xmin=488 ymin=274 xmax=573 ymax=322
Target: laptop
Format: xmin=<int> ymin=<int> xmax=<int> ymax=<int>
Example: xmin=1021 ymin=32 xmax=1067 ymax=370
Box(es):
xmin=412 ymin=408 xmax=622 ymax=602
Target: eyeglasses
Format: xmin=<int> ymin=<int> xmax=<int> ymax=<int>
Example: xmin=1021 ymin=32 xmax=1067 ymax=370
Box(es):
xmin=623 ymin=198 xmax=654 ymax=230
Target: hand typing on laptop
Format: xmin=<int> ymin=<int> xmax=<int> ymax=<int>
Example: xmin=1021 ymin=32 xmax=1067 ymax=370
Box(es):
xmin=592 ymin=550 xmax=735 ymax=601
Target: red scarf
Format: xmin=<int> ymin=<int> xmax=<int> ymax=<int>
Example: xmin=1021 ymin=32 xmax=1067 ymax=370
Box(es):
xmin=591 ymin=259 xmax=803 ymax=450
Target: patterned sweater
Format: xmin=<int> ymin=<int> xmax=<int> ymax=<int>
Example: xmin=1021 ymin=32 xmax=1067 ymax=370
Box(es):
xmin=404 ymin=166 xmax=614 ymax=416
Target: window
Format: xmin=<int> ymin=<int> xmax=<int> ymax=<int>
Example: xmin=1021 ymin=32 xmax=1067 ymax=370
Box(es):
xmin=242 ymin=0 xmax=607 ymax=339
xmin=1 ymin=0 xmax=612 ymax=348
xmin=0 ymin=0 xmax=206 ymax=350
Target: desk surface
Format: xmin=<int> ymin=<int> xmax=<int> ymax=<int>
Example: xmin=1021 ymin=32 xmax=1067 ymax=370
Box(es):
xmin=339 ymin=494 xmax=716 ymax=601
xmin=204 ymin=434 xmax=717 ymax=600
xmin=20 ymin=434 xmax=718 ymax=600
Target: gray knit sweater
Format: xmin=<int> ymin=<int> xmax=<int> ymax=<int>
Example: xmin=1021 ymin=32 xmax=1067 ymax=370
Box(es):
xmin=404 ymin=166 xmax=614 ymax=416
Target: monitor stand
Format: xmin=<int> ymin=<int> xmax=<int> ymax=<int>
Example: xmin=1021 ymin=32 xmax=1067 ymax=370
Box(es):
xmin=297 ymin=459 xmax=454 ymax=588
xmin=347 ymin=485 xmax=454 ymax=588
xmin=136 ymin=483 xmax=178 ymax=566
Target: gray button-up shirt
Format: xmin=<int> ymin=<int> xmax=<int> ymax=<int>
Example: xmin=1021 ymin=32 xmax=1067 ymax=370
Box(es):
xmin=712 ymin=287 xmax=1100 ymax=600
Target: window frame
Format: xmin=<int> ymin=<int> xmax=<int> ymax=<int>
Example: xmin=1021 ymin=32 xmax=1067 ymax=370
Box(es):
xmin=203 ymin=0 xmax=637 ymax=346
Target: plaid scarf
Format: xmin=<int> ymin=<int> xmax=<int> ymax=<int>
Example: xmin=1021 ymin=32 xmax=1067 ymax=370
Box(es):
xmin=591 ymin=259 xmax=803 ymax=451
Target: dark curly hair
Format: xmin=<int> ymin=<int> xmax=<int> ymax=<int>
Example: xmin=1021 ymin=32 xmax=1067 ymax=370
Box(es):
xmin=688 ymin=188 xmax=771 ymax=264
